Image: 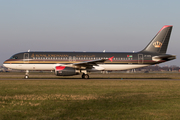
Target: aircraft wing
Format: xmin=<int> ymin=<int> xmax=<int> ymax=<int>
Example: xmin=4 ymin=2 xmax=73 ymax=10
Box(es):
xmin=72 ymin=56 xmax=114 ymax=67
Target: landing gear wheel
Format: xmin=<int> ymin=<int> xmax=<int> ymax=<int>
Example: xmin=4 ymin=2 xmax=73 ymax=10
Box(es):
xmin=24 ymin=75 xmax=29 ymax=79
xmin=82 ymin=74 xmax=89 ymax=79
xmin=84 ymin=74 xmax=89 ymax=79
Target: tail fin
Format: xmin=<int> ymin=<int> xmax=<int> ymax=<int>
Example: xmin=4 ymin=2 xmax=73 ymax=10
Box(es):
xmin=142 ymin=25 xmax=173 ymax=54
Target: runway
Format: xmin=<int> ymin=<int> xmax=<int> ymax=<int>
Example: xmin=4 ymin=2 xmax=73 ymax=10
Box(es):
xmin=1 ymin=78 xmax=180 ymax=81
xmin=1 ymin=72 xmax=180 ymax=80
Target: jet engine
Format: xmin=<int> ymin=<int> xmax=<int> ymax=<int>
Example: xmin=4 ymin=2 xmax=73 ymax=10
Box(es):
xmin=55 ymin=66 xmax=79 ymax=76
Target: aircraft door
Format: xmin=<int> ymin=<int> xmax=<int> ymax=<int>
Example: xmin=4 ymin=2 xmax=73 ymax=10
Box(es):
xmin=24 ymin=53 xmax=29 ymax=63
xmin=138 ymin=54 xmax=143 ymax=64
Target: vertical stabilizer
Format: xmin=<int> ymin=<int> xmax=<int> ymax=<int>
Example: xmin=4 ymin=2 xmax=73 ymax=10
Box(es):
xmin=142 ymin=25 xmax=173 ymax=54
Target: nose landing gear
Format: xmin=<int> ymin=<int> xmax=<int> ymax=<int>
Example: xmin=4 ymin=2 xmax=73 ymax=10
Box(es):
xmin=24 ymin=70 xmax=29 ymax=79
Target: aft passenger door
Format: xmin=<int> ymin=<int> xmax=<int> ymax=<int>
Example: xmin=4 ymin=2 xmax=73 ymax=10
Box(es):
xmin=138 ymin=54 xmax=143 ymax=64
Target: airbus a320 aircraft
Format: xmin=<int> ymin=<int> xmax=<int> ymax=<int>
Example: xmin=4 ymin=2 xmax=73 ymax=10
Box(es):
xmin=3 ymin=25 xmax=176 ymax=79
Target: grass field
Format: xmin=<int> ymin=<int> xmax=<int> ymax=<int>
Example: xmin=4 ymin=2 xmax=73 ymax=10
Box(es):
xmin=0 ymin=79 xmax=180 ymax=119
xmin=1 ymin=73 xmax=180 ymax=119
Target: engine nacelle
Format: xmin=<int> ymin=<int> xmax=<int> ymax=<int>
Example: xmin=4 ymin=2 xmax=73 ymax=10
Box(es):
xmin=55 ymin=66 xmax=78 ymax=76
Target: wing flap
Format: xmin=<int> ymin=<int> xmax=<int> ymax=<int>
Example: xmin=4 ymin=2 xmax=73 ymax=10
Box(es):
xmin=73 ymin=59 xmax=106 ymax=67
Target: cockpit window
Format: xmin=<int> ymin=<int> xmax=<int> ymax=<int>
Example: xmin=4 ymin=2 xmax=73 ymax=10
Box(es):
xmin=10 ymin=56 xmax=18 ymax=59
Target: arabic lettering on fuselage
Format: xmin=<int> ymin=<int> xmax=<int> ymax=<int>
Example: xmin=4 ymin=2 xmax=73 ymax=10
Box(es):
xmin=31 ymin=54 xmax=69 ymax=58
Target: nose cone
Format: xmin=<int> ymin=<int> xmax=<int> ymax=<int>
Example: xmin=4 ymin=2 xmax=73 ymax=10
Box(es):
xmin=3 ymin=64 xmax=7 ymax=68
xmin=3 ymin=59 xmax=9 ymax=68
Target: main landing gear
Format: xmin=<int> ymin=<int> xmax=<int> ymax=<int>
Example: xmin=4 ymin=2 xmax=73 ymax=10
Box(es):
xmin=81 ymin=70 xmax=89 ymax=79
xmin=24 ymin=70 xmax=29 ymax=79
xmin=82 ymin=73 xmax=89 ymax=79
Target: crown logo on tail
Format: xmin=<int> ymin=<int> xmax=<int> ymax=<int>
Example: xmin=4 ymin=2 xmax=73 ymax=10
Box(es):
xmin=153 ymin=41 xmax=162 ymax=48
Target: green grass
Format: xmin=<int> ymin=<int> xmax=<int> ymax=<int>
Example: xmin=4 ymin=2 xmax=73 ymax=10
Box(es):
xmin=1 ymin=80 xmax=180 ymax=119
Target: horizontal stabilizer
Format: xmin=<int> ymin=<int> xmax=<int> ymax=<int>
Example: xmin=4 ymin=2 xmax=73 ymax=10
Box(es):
xmin=152 ymin=55 xmax=176 ymax=62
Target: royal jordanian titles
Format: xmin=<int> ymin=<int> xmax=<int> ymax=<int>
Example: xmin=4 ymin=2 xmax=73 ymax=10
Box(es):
xmin=3 ymin=25 xmax=176 ymax=79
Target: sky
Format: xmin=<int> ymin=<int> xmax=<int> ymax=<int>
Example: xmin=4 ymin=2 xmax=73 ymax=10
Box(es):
xmin=0 ymin=0 xmax=179 ymax=66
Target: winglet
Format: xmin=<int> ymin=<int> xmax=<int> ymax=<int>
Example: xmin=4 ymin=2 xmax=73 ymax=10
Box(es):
xmin=108 ymin=56 xmax=114 ymax=62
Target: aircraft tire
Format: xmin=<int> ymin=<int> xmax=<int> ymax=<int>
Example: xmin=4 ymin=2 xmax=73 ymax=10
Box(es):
xmin=24 ymin=75 xmax=29 ymax=79
xmin=84 ymin=74 xmax=89 ymax=79
xmin=81 ymin=74 xmax=89 ymax=79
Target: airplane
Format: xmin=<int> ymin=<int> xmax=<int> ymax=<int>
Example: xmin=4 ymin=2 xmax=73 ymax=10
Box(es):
xmin=3 ymin=25 xmax=176 ymax=79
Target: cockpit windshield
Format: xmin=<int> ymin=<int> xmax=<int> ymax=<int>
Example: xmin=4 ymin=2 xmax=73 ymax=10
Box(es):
xmin=10 ymin=56 xmax=18 ymax=59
